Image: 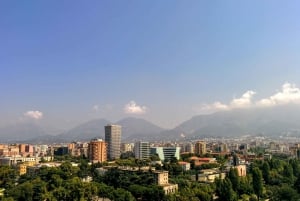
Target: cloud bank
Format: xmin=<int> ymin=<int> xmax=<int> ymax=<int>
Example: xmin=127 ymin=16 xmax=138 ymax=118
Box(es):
xmin=24 ymin=110 xmax=43 ymax=120
xmin=202 ymin=82 xmax=300 ymax=112
xmin=124 ymin=101 xmax=147 ymax=114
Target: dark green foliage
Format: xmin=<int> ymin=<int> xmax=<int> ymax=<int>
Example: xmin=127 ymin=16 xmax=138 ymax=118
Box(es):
xmin=216 ymin=178 xmax=238 ymax=201
xmin=262 ymin=161 xmax=270 ymax=184
xmin=228 ymin=167 xmax=239 ymax=192
xmin=3 ymin=155 xmax=300 ymax=201
xmin=0 ymin=166 xmax=17 ymax=189
xmin=294 ymin=173 xmax=300 ymax=194
xmin=290 ymin=159 xmax=300 ymax=177
xmin=252 ymin=167 xmax=263 ymax=201
xmin=268 ymin=185 xmax=300 ymax=201
xmin=282 ymin=164 xmax=295 ymax=184
xmin=238 ymin=175 xmax=253 ymax=196
xmin=129 ymin=184 xmax=164 ymax=201
xmin=163 ymin=162 xmax=183 ymax=176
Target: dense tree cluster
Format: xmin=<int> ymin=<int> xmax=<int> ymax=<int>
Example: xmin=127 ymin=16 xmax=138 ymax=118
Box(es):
xmin=1 ymin=162 xmax=136 ymax=201
xmin=215 ymin=157 xmax=300 ymax=201
xmin=2 ymin=155 xmax=300 ymax=200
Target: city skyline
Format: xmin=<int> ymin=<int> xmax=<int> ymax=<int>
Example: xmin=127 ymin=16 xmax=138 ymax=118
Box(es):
xmin=2 ymin=1 xmax=300 ymax=129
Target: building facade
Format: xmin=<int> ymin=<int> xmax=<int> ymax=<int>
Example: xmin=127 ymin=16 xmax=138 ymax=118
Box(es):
xmin=88 ymin=139 xmax=107 ymax=163
xmin=195 ymin=141 xmax=206 ymax=156
xmin=153 ymin=171 xmax=178 ymax=194
xmin=134 ymin=141 xmax=150 ymax=160
xmin=105 ymin=124 xmax=122 ymax=160
xmin=121 ymin=143 xmax=134 ymax=153
xmin=150 ymin=147 xmax=180 ymax=161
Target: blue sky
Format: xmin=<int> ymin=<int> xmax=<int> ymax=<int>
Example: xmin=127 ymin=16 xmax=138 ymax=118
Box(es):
xmin=1 ymin=1 xmax=300 ymax=129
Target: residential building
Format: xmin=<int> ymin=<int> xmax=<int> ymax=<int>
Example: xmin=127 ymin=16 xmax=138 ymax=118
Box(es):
xmin=193 ymin=169 xmax=226 ymax=183
xmin=0 ymin=156 xmax=39 ymax=166
xmin=185 ymin=143 xmax=194 ymax=153
xmin=178 ymin=161 xmax=191 ymax=171
xmin=195 ymin=141 xmax=206 ymax=155
xmin=153 ymin=171 xmax=178 ymax=194
xmin=235 ymin=165 xmax=247 ymax=177
xmin=88 ymin=139 xmax=107 ymax=163
xmin=68 ymin=142 xmax=89 ymax=157
xmin=121 ymin=143 xmax=134 ymax=153
xmin=189 ymin=156 xmax=217 ymax=166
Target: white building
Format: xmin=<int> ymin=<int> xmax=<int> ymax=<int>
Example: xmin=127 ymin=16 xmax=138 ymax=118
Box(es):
xmin=134 ymin=141 xmax=150 ymax=160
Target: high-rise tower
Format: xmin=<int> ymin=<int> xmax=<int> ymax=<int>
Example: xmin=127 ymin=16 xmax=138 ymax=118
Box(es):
xmin=105 ymin=124 xmax=122 ymax=160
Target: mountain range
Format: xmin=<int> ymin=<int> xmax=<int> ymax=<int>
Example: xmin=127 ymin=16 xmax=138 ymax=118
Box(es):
xmin=1 ymin=105 xmax=300 ymax=143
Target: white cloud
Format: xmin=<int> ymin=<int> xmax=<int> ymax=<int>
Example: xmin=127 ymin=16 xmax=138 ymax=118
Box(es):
xmin=124 ymin=101 xmax=147 ymax=114
xmin=200 ymin=82 xmax=300 ymax=113
xmin=201 ymin=91 xmax=256 ymax=112
xmin=93 ymin=105 xmax=99 ymax=111
xmin=24 ymin=110 xmax=43 ymax=120
xmin=230 ymin=90 xmax=256 ymax=108
xmin=201 ymin=102 xmax=229 ymax=112
xmin=257 ymin=82 xmax=300 ymax=107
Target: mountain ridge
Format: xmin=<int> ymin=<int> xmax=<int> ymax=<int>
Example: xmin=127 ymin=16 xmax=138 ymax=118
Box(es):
xmin=2 ymin=105 xmax=300 ymax=142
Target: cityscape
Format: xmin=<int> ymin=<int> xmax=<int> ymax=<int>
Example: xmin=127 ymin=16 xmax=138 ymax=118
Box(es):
xmin=1 ymin=123 xmax=300 ymax=200
xmin=2 ymin=1 xmax=300 ymax=201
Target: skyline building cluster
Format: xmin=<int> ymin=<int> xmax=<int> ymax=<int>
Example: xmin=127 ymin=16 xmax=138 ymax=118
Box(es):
xmin=87 ymin=124 xmax=183 ymax=163
xmin=87 ymin=124 xmax=122 ymax=163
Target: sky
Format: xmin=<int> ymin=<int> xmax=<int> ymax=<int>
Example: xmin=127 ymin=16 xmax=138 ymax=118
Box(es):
xmin=1 ymin=1 xmax=300 ymax=130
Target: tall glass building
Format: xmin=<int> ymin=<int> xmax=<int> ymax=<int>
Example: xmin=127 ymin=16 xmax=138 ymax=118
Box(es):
xmin=105 ymin=124 xmax=122 ymax=160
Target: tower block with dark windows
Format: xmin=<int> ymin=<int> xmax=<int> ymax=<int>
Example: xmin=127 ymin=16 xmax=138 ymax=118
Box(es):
xmin=105 ymin=124 xmax=122 ymax=160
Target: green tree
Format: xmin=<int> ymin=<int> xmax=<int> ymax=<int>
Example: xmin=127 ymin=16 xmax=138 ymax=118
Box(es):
xmin=252 ymin=167 xmax=263 ymax=201
xmin=32 ymin=178 xmax=48 ymax=201
xmin=60 ymin=161 xmax=79 ymax=179
xmin=96 ymin=183 xmax=114 ymax=200
xmin=294 ymin=173 xmax=300 ymax=194
xmin=0 ymin=166 xmax=16 ymax=189
xmin=290 ymin=159 xmax=300 ymax=177
xmin=238 ymin=175 xmax=253 ymax=196
xmin=282 ymin=164 xmax=294 ymax=184
xmin=48 ymin=174 xmax=63 ymax=190
xmin=228 ymin=167 xmax=239 ymax=192
xmin=112 ymin=188 xmax=135 ymax=201
xmin=78 ymin=159 xmax=90 ymax=178
xmin=277 ymin=185 xmax=299 ymax=201
xmin=11 ymin=181 xmax=34 ymax=201
xmin=262 ymin=162 xmax=270 ymax=184
xmin=216 ymin=178 xmax=237 ymax=201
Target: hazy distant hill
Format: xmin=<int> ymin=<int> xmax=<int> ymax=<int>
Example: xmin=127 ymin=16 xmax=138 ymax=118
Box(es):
xmin=57 ymin=117 xmax=164 ymax=141
xmin=2 ymin=105 xmax=300 ymax=143
xmin=0 ymin=122 xmax=48 ymax=142
xmin=116 ymin=117 xmax=164 ymax=140
xmin=162 ymin=105 xmax=300 ymax=139
xmin=57 ymin=119 xmax=111 ymax=141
